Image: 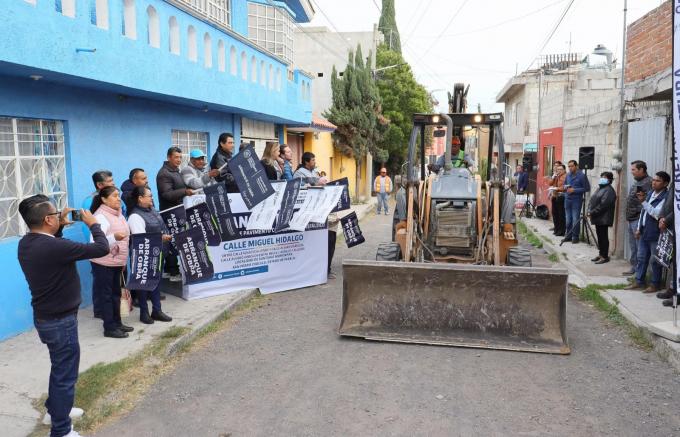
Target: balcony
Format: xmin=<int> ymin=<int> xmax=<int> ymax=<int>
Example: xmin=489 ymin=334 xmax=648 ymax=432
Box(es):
xmin=2 ymin=0 xmax=311 ymax=124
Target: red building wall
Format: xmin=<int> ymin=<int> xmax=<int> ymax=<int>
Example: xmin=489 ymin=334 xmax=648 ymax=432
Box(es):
xmin=536 ymin=127 xmax=564 ymax=209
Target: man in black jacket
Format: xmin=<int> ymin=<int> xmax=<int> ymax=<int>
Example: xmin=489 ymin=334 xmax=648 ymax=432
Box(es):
xmin=17 ymin=195 xmax=109 ymax=437
xmin=623 ymin=160 xmax=652 ymax=275
xmin=209 ymin=132 xmax=239 ymax=193
xmin=657 ymin=182 xmax=677 ymax=305
xmin=156 ymin=147 xmax=194 ymax=211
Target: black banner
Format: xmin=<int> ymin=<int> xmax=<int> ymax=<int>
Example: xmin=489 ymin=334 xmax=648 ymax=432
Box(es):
xmin=340 ymin=211 xmax=365 ymax=248
xmin=274 ymin=179 xmax=302 ymax=232
xmin=185 ymin=202 xmax=221 ymax=246
xmin=203 ymin=183 xmax=231 ymax=216
xmin=227 ymin=144 xmax=274 ymax=209
xmin=160 ymin=205 xmax=187 ymax=253
xmin=175 ymin=227 xmax=214 ymax=284
xmin=655 ymin=229 xmax=674 ymax=269
xmin=327 ymin=177 xmax=351 ymax=212
xmin=127 ymin=233 xmax=163 ymax=291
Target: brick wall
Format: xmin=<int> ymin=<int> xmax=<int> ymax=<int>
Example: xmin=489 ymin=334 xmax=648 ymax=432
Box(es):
xmin=625 ymin=0 xmax=672 ymax=83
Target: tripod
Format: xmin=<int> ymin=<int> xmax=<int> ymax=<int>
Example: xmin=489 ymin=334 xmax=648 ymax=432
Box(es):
xmin=518 ymin=191 xmax=534 ymax=218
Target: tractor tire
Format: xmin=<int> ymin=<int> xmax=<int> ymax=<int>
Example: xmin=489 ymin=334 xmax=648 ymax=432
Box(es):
xmin=376 ymin=242 xmax=401 ymax=261
xmin=507 ymin=246 xmax=532 ymax=267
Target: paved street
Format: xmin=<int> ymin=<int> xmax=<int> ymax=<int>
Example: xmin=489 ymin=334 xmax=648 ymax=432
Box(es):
xmin=96 ymin=211 xmax=680 ymax=437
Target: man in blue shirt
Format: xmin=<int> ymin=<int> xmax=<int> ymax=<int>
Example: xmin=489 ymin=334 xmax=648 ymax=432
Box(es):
xmin=562 ymin=160 xmax=590 ymax=244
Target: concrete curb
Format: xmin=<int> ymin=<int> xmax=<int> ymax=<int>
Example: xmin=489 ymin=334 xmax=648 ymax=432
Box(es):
xmin=533 ymin=228 xmax=680 ymax=372
xmin=165 ymin=289 xmax=258 ymax=357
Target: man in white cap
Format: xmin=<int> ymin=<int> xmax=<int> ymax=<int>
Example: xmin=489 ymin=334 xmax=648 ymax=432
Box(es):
xmin=181 ymin=149 xmax=220 ymax=189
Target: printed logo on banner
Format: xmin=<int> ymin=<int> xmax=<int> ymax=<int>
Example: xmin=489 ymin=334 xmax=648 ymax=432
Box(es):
xmin=655 ymin=229 xmax=674 ymax=269
xmin=227 ymin=144 xmax=275 ymax=209
xmin=203 ymin=183 xmax=232 ymax=216
xmin=185 ymin=203 xmax=221 ymax=246
xmin=275 ymin=179 xmax=302 ymax=232
xmin=160 ymin=205 xmax=187 ymax=253
xmin=327 ymin=177 xmax=351 ymax=212
xmin=340 ymin=211 xmax=365 ymax=248
xmin=127 ymin=233 xmax=163 ymax=291
xmin=175 ymin=226 xmax=214 ymax=284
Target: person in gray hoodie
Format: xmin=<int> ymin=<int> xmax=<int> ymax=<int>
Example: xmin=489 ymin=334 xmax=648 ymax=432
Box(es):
xmin=181 ymin=149 xmax=220 ymax=189
xmin=293 ymin=152 xmax=327 ymax=186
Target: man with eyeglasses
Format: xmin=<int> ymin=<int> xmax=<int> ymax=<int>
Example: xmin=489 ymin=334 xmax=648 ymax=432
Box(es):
xmin=17 ymin=195 xmax=109 ymax=437
xmin=210 ymin=132 xmax=239 ymax=193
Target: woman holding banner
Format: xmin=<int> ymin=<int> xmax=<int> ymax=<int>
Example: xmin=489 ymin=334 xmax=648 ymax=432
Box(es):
xmin=261 ymin=142 xmax=282 ymax=181
xmin=90 ymin=186 xmax=132 ymax=338
xmin=126 ymin=186 xmax=173 ymax=324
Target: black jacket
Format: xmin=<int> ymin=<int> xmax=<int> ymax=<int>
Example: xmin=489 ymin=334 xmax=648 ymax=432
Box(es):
xmin=209 ymin=148 xmax=239 ymax=193
xmin=661 ymin=183 xmax=674 ymax=228
xmin=261 ymin=160 xmax=280 ymax=181
xmin=625 ymin=175 xmax=652 ymax=221
xmin=18 ymin=224 xmax=110 ymax=320
xmin=588 ymin=184 xmax=617 ymax=227
xmin=156 ymin=161 xmax=187 ymax=211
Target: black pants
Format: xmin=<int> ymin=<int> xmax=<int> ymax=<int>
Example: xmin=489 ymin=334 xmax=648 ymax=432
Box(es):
xmin=595 ymin=225 xmax=610 ymax=259
xmin=92 ymin=263 xmax=123 ymax=332
xmin=551 ymin=195 xmax=566 ymax=235
xmin=328 ymin=231 xmax=337 ymax=274
xmin=164 ymin=253 xmax=180 ymax=275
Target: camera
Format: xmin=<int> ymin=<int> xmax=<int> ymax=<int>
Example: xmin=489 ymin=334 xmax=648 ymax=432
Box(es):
xmin=70 ymin=210 xmax=82 ymax=222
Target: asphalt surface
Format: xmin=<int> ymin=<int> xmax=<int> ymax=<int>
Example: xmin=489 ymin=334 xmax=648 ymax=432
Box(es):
xmin=97 ymin=211 xmax=680 ymax=437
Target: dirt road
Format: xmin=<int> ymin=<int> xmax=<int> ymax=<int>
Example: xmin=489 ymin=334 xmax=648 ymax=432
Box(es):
xmin=97 ymin=211 xmax=680 ymax=437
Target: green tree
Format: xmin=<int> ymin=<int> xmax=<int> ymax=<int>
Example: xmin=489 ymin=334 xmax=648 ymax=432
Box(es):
xmin=379 ymin=0 xmax=401 ymax=54
xmin=325 ymin=44 xmax=386 ymax=199
xmin=375 ymin=44 xmax=433 ymax=174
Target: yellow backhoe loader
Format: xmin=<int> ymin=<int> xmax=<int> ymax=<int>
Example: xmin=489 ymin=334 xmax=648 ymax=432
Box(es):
xmin=339 ymin=112 xmax=570 ymax=354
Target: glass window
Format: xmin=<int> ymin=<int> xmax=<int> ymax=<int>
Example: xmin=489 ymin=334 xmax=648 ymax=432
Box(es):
xmin=174 ymin=0 xmax=231 ymax=28
xmin=246 ymin=1 xmax=294 ymax=64
xmin=0 ymin=117 xmax=68 ymax=240
xmin=172 ymin=130 xmax=209 ymax=168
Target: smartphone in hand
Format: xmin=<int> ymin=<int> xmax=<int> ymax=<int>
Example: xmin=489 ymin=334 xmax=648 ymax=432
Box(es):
xmin=70 ymin=210 xmax=82 ymax=222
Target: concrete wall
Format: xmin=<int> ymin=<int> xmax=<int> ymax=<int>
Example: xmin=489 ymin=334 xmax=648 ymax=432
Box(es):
xmin=0 ymin=75 xmax=240 ymax=341
xmin=625 ymin=0 xmax=672 ymax=84
xmin=294 ymin=26 xmax=382 ymax=115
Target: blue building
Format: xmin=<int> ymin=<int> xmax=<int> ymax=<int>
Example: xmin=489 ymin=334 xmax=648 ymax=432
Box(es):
xmin=0 ymin=0 xmax=315 ymax=340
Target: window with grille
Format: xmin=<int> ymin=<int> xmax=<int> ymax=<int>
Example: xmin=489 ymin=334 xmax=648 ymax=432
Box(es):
xmin=174 ymin=0 xmax=231 ymax=29
xmin=247 ymin=2 xmax=294 ymax=64
xmin=172 ymin=130 xmax=209 ymax=167
xmin=0 ymin=118 xmax=68 ymax=240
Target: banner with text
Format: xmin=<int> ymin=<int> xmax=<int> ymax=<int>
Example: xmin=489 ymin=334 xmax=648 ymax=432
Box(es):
xmin=176 ymin=226 xmax=215 ymax=284
xmin=127 ymin=233 xmax=163 ymax=291
xmin=160 ymin=204 xmax=187 ymax=253
xmin=181 ymin=194 xmax=327 ymax=300
xmin=227 ymin=145 xmax=274 ymax=209
xmin=203 ymin=183 xmax=232 ymax=216
xmin=340 ymin=211 xmax=365 ymax=248
xmin=673 ymin=3 xmax=680 ymax=296
xmin=327 ymin=177 xmax=351 ymax=212
xmin=186 ymin=202 xmax=221 ymax=246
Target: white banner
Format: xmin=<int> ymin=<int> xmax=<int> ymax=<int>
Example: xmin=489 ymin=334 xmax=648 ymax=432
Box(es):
xmin=246 ymin=181 xmax=287 ymax=230
xmin=182 ymin=194 xmax=328 ymax=299
xmin=674 ymin=2 xmax=680 ymax=295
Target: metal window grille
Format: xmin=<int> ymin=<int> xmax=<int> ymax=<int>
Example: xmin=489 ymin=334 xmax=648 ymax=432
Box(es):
xmin=0 ymin=117 xmax=68 ymax=240
xmin=174 ymin=0 xmax=231 ymax=29
xmin=171 ymin=129 xmax=209 ymax=167
xmin=247 ymin=2 xmax=294 ymax=64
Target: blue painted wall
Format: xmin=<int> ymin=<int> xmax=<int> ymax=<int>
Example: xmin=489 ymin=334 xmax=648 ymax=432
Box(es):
xmin=0 ymin=74 xmax=242 ymax=340
xmin=3 ymin=0 xmax=311 ymax=125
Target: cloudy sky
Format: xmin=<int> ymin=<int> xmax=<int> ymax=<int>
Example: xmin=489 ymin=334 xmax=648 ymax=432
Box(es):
xmin=304 ymin=0 xmax=666 ymax=113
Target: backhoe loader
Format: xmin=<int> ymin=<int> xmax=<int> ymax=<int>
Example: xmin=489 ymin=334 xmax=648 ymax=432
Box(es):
xmin=339 ymin=112 xmax=570 ymax=354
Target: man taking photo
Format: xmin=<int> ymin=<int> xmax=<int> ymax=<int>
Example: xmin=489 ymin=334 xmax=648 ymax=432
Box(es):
xmin=17 ymin=195 xmax=109 ymax=437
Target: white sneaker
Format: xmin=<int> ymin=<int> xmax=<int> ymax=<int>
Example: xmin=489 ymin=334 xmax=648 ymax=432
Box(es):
xmin=169 ymin=274 xmax=183 ymax=282
xmin=42 ymin=407 xmax=84 ymax=425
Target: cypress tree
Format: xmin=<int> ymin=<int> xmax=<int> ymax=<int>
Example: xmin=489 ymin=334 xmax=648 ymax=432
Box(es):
xmin=379 ymin=0 xmax=401 ymax=53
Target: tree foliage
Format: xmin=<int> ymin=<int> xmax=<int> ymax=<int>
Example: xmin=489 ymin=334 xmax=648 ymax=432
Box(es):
xmin=379 ymin=0 xmax=401 ymax=54
xmin=375 ymin=44 xmax=433 ymax=173
xmin=324 ymin=44 xmax=386 ymax=197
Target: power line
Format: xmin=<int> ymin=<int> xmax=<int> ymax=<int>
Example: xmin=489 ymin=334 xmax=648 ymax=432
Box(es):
xmin=372 ymin=0 xmax=381 ymax=13
xmin=410 ymin=0 xmax=567 ymax=40
xmin=413 ymin=0 xmax=470 ymax=64
xmin=403 ymin=0 xmax=434 ymax=42
xmin=524 ymin=0 xmax=576 ymax=71
xmin=309 ymin=0 xmax=355 ymax=52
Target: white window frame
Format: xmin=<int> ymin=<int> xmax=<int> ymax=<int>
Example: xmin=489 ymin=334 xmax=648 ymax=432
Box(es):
xmin=171 ymin=129 xmax=209 ymax=167
xmin=0 ymin=117 xmax=68 ymax=240
xmin=247 ymin=2 xmax=294 ymax=64
xmin=171 ymin=0 xmax=231 ymax=29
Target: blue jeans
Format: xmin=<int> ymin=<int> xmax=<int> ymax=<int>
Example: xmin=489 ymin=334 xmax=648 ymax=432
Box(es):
xmin=627 ymin=220 xmax=639 ymax=267
xmin=636 ymin=238 xmax=663 ymax=286
xmin=564 ymin=196 xmax=583 ymax=242
xmin=35 ymin=314 xmax=80 ymax=437
xmin=377 ymin=192 xmax=389 ymax=214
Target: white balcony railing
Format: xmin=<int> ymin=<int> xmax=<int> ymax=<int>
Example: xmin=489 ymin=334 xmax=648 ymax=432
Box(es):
xmin=172 ymin=0 xmax=231 ymax=29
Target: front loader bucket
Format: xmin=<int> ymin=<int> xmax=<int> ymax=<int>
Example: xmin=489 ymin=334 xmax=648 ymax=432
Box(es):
xmin=339 ymin=260 xmax=570 ymax=354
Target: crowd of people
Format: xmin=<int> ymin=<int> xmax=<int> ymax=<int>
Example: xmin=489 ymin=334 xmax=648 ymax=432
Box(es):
xmin=543 ymin=159 xmax=675 ymax=304
xmin=16 ymin=132 xmax=341 ymax=437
